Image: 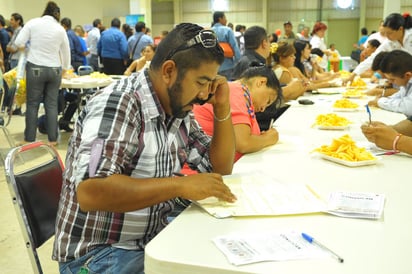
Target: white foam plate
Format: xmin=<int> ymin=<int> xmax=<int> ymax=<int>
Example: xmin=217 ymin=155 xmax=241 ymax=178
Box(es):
xmin=342 ymin=94 xmax=363 ymax=99
xmin=314 ymin=87 xmax=346 ymax=94
xmin=333 ymin=107 xmax=360 ymax=112
xmin=316 ymin=125 xmax=349 ymax=130
xmin=319 ymin=153 xmax=378 ymax=167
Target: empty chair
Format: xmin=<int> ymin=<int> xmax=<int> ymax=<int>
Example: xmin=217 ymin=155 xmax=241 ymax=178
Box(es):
xmin=4 ymin=141 xmax=64 ymax=274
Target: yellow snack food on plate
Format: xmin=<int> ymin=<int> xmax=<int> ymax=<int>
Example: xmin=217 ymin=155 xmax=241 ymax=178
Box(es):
xmin=333 ymin=98 xmax=359 ymax=109
xmin=314 ymin=134 xmax=376 ymax=162
xmin=314 ymin=113 xmax=351 ymax=127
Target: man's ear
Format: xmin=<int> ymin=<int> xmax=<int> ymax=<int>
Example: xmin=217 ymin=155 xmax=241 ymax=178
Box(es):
xmin=161 ymin=60 xmax=177 ymax=85
xmin=405 ymin=71 xmax=412 ymax=80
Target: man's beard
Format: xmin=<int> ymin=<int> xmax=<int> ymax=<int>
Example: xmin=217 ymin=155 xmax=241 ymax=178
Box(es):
xmin=167 ymin=74 xmax=214 ymax=119
xmin=168 ymin=78 xmax=189 ymax=119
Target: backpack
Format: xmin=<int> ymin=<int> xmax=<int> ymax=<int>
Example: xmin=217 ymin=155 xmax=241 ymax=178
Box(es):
xmin=219 ymin=42 xmax=234 ymax=58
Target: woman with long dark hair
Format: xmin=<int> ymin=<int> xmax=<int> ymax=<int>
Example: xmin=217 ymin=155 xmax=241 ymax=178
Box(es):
xmin=349 ymin=12 xmax=412 ymax=82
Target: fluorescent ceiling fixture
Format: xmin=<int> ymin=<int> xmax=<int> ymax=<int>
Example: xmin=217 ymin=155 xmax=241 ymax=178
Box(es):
xmin=337 ymin=0 xmax=353 ymax=9
xmin=211 ymin=0 xmax=229 ymax=11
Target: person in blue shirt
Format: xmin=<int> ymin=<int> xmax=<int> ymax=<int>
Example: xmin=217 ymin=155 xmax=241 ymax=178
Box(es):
xmin=61 ymin=17 xmax=84 ymax=71
xmin=97 ymin=18 xmax=128 ymax=75
xmin=74 ymin=25 xmax=89 ymax=66
xmin=211 ymin=11 xmax=241 ymax=80
xmin=128 ymin=21 xmax=153 ymax=61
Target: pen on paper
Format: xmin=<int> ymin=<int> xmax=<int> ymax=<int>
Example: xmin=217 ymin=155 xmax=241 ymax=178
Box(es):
xmin=301 ymin=233 xmax=344 ymax=263
xmin=365 ymin=105 xmax=372 ymax=125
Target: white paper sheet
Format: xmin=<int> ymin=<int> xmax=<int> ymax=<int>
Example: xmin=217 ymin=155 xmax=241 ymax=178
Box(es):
xmin=213 ymin=230 xmax=330 ymax=265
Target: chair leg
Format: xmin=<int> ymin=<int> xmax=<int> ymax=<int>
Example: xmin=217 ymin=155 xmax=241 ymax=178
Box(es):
xmin=1 ymin=125 xmax=16 ymax=148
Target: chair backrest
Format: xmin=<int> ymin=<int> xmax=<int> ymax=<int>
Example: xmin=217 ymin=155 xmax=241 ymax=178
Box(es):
xmin=4 ymin=142 xmax=64 ymax=274
xmin=77 ymin=65 xmax=94 ymax=76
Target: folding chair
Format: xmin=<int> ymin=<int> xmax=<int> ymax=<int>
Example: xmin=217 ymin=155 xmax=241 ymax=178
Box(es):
xmin=4 ymin=141 xmax=64 ymax=274
xmin=76 ymin=65 xmax=96 ymax=112
xmin=77 ymin=65 xmax=94 ymax=76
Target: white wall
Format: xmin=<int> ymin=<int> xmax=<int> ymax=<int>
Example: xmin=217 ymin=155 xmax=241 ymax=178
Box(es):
xmin=0 ymin=0 xmax=130 ymax=28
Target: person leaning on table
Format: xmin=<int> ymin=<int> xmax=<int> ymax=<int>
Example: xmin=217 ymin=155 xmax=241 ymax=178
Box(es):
xmin=192 ymin=64 xmax=282 ymax=163
xmin=367 ymin=50 xmax=412 ymax=116
xmin=347 ymin=12 xmax=412 ymax=83
xmin=53 ymin=23 xmax=237 ymax=274
xmin=365 ymin=51 xmax=398 ymax=97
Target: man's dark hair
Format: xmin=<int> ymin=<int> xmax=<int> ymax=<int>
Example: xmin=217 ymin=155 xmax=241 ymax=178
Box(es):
xmin=380 ymin=50 xmax=412 ymax=77
xmin=61 ymin=17 xmax=71 ymax=29
xmin=11 ymin=13 xmax=23 ymax=26
xmin=111 ymin=18 xmax=121 ymax=28
xmin=371 ymin=51 xmax=389 ymax=71
xmin=92 ymin=18 xmax=101 ymax=27
xmin=212 ymin=11 xmax=225 ymax=25
xmin=368 ymin=39 xmax=381 ymax=49
xmin=135 ymin=21 xmax=146 ymax=32
xmin=244 ymin=26 xmax=267 ymax=50
xmin=151 ymin=23 xmax=224 ymax=73
xmin=361 ymin=27 xmax=368 ymax=35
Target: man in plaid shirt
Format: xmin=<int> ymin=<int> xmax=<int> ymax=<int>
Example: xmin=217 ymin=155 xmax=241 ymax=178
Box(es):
xmin=53 ymin=23 xmax=237 ymax=274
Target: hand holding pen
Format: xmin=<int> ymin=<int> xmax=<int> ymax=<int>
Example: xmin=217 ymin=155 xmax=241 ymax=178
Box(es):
xmin=365 ymin=104 xmax=372 ymax=125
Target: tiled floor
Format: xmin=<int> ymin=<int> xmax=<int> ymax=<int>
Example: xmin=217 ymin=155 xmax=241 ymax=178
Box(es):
xmin=0 ymin=111 xmax=71 ymax=274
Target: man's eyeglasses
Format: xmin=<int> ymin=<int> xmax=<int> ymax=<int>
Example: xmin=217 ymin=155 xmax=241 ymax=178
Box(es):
xmin=165 ymin=30 xmax=218 ymax=60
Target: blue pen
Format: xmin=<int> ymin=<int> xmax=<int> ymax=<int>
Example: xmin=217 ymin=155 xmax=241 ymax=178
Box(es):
xmin=302 ymin=233 xmax=344 ymax=263
xmin=365 ymin=104 xmax=372 ymax=125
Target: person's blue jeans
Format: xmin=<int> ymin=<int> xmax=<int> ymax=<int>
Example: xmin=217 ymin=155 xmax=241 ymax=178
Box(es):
xmin=24 ymin=62 xmax=61 ymax=142
xmin=59 ymin=246 xmax=145 ymax=274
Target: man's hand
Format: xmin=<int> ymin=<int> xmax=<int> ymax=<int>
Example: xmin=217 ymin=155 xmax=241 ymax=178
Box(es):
xmin=177 ymin=173 xmax=237 ymax=203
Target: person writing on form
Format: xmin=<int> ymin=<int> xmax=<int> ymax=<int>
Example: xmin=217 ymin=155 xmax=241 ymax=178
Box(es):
xmin=53 ymin=23 xmax=236 ymax=274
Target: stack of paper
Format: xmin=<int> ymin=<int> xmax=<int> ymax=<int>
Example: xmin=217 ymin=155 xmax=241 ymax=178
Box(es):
xmin=194 ymin=173 xmax=385 ymax=220
xmin=193 ymin=173 xmax=326 ymax=218
xmin=326 ymin=191 xmax=385 ymax=219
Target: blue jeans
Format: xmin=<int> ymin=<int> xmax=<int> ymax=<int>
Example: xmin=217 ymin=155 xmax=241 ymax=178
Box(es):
xmin=59 ymin=246 xmax=145 ymax=274
xmin=25 ymin=62 xmax=61 ymax=142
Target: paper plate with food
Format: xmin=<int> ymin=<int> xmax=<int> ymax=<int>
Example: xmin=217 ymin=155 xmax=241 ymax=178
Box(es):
xmin=332 ymin=98 xmax=360 ymax=112
xmin=313 ymin=113 xmax=351 ymax=130
xmin=313 ymin=134 xmax=378 ymax=167
xmin=342 ymin=88 xmax=365 ymax=98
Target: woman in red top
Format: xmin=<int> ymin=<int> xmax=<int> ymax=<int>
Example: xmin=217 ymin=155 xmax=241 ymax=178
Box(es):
xmin=193 ymin=64 xmax=282 ymax=162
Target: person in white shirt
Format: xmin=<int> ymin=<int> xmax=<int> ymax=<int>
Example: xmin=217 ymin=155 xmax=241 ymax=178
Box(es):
xmin=14 ymin=1 xmax=70 ymax=146
xmin=310 ymin=22 xmax=331 ymax=70
xmin=348 ymin=13 xmax=412 ymax=83
xmin=368 ymin=50 xmax=412 ymax=116
xmin=362 ymin=21 xmax=387 ymax=49
xmin=87 ymin=18 xmax=103 ymax=71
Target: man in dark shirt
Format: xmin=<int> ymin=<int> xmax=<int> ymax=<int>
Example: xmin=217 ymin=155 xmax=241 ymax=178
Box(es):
xmin=232 ymin=26 xmax=270 ymax=79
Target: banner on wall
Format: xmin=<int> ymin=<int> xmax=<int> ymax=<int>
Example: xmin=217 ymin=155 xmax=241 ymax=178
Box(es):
xmin=126 ymin=14 xmax=145 ymax=28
